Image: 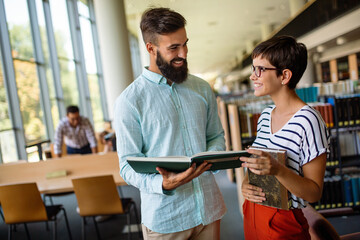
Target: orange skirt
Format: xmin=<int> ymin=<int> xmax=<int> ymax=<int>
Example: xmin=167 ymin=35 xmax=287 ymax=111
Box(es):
xmin=243 ymin=200 xmax=310 ymax=240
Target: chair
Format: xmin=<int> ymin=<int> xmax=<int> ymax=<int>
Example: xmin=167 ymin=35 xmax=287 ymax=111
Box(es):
xmin=0 ymin=183 xmax=72 ymax=240
xmin=302 ymin=204 xmax=360 ymax=240
xmin=72 ymin=175 xmax=141 ymax=240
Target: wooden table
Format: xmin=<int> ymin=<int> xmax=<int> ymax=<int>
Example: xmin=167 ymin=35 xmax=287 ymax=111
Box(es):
xmin=0 ymin=152 xmax=126 ymax=194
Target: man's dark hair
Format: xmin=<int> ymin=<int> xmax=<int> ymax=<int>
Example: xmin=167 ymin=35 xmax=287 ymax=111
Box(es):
xmin=252 ymin=35 xmax=308 ymax=89
xmin=140 ymin=7 xmax=186 ymax=45
xmin=66 ymin=105 xmax=79 ymax=114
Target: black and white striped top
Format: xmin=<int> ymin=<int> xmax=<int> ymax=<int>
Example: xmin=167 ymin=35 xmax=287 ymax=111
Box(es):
xmin=252 ymin=105 xmax=329 ymax=209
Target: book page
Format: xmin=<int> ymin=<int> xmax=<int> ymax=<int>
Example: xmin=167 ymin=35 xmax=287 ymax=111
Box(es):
xmin=192 ymin=150 xmax=248 ymax=158
xmin=127 ymin=156 xmax=191 ymax=162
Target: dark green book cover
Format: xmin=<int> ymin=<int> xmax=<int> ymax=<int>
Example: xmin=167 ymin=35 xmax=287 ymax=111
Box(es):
xmin=127 ymin=150 xmax=251 ymax=174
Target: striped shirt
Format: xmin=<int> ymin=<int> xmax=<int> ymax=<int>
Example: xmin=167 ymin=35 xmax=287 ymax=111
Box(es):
xmin=53 ymin=116 xmax=97 ymax=154
xmin=252 ymin=105 xmax=329 ymax=209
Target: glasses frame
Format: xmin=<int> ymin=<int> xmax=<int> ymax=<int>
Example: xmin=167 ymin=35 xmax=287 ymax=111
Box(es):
xmin=251 ymin=65 xmax=282 ymax=78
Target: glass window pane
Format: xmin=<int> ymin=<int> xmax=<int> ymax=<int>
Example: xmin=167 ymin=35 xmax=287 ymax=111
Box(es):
xmin=321 ymin=62 xmax=330 ymax=83
xmin=0 ymin=57 xmax=11 ymax=130
xmin=59 ymin=59 xmax=79 ymax=106
xmin=77 ymin=0 xmax=89 ymax=18
xmin=13 ymin=60 xmax=46 ymax=142
xmin=36 ymin=0 xmax=59 ymax=130
xmin=79 ymin=9 xmax=104 ymax=132
xmin=80 ymin=17 xmax=96 ymax=74
xmin=0 ymin=51 xmax=18 ymax=163
xmin=0 ymin=130 xmax=18 ymax=163
xmin=4 ymin=0 xmax=34 ymax=60
xmin=337 ymin=56 xmax=349 ymax=81
xmin=5 ymin=0 xmax=47 ymax=146
xmin=88 ymin=74 xmax=103 ymax=131
xmin=49 ymin=0 xmax=74 ymax=60
xmin=357 ymin=53 xmax=360 ymax=79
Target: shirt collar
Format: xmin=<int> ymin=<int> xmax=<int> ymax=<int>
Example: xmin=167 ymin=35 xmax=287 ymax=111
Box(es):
xmin=142 ymin=67 xmax=168 ymax=85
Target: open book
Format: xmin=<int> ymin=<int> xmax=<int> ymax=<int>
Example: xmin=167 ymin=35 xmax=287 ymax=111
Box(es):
xmin=127 ymin=150 xmax=251 ymax=174
xmin=247 ymin=146 xmax=289 ymax=210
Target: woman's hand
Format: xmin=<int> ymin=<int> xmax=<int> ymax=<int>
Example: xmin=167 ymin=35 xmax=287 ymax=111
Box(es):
xmin=240 ymin=148 xmax=283 ymax=176
xmin=241 ymin=178 xmax=266 ymax=203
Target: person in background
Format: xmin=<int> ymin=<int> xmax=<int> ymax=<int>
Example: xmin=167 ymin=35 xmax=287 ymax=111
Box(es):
xmin=53 ymin=105 xmax=98 ymax=158
xmin=114 ymin=7 xmax=226 ymax=240
xmin=98 ymin=130 xmax=115 ymax=153
xmin=240 ymin=36 xmax=329 ymax=239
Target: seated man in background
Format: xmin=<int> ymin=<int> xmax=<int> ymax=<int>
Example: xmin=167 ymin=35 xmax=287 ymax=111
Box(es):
xmin=98 ymin=130 xmax=116 ymax=153
xmin=53 ymin=105 xmax=98 ymax=158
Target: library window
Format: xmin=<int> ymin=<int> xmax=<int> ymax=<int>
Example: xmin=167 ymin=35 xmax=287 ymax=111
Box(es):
xmin=321 ymin=61 xmax=331 ymax=83
xmin=0 ymin=52 xmax=18 ymax=164
xmin=78 ymin=0 xmax=103 ymax=131
xmin=4 ymin=0 xmax=47 ymax=161
xmin=337 ymin=56 xmax=350 ymax=81
xmin=50 ymin=0 xmax=80 ymax=107
xmin=0 ymin=0 xmax=108 ymax=161
xmin=357 ymin=52 xmax=360 ymax=79
xmin=35 ymin=0 xmax=59 ymax=130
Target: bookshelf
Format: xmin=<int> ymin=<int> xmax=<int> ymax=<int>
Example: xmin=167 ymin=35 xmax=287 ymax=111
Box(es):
xmin=217 ymin=82 xmax=360 ymax=216
xmin=217 ymin=94 xmax=271 ymax=217
xmin=314 ymin=94 xmax=360 ymax=213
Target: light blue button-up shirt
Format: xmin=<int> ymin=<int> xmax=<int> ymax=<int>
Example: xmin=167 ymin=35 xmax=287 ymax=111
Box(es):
xmin=114 ymin=67 xmax=226 ymax=233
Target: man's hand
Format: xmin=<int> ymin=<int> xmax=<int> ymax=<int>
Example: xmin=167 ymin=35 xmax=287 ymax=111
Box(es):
xmin=156 ymin=161 xmax=212 ymax=191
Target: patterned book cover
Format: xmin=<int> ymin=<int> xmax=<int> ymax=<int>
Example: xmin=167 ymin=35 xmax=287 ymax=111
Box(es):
xmin=248 ymin=147 xmax=289 ymax=210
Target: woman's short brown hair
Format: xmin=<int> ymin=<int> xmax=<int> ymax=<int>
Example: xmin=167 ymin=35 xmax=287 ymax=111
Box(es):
xmin=252 ymin=35 xmax=308 ymax=89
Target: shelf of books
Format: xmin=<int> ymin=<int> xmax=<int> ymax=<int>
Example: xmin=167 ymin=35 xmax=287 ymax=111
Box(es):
xmin=217 ymin=79 xmax=360 ymax=216
xmin=313 ymin=93 xmax=360 ymax=215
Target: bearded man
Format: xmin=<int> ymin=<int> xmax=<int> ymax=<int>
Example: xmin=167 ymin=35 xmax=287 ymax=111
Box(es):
xmin=114 ymin=8 xmax=226 ymax=240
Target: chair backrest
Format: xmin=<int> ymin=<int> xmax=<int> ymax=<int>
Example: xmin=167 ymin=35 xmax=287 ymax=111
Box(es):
xmin=0 ymin=183 xmax=48 ymax=224
xmin=72 ymin=175 xmax=124 ymax=216
xmin=302 ymin=204 xmax=341 ymax=240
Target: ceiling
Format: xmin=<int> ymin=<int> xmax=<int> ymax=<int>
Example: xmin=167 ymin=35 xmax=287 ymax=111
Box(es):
xmin=124 ymin=0 xmax=294 ymax=80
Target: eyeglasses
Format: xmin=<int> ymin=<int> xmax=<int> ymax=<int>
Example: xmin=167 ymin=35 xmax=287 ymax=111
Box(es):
xmin=251 ymin=65 xmax=282 ymax=78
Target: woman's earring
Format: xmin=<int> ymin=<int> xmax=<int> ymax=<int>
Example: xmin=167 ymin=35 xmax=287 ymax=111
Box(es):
xmin=281 ymin=81 xmax=285 ymax=85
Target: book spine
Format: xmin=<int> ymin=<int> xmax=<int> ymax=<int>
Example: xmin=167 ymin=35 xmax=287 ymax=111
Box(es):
xmin=335 ymin=98 xmax=343 ymax=127
xmin=334 ymin=176 xmax=343 ymax=208
xmin=326 ymin=103 xmax=334 ymax=128
xmin=355 ymin=97 xmax=360 ymax=125
xmin=342 ymin=98 xmax=349 ymax=127
xmin=351 ymin=176 xmax=360 ymax=206
xmin=343 ymin=176 xmax=353 ymax=207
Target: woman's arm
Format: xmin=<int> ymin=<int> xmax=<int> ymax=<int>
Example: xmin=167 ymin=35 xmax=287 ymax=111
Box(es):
xmin=241 ymin=148 xmax=327 ymax=203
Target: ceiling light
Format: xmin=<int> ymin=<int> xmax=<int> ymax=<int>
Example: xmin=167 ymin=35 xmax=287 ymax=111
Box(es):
xmin=316 ymin=45 xmax=324 ymax=53
xmin=208 ymin=21 xmax=218 ymax=26
xmin=336 ymin=37 xmax=346 ymax=45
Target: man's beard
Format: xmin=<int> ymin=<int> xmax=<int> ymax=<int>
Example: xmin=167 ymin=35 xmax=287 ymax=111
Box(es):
xmin=156 ymin=50 xmax=188 ymax=84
